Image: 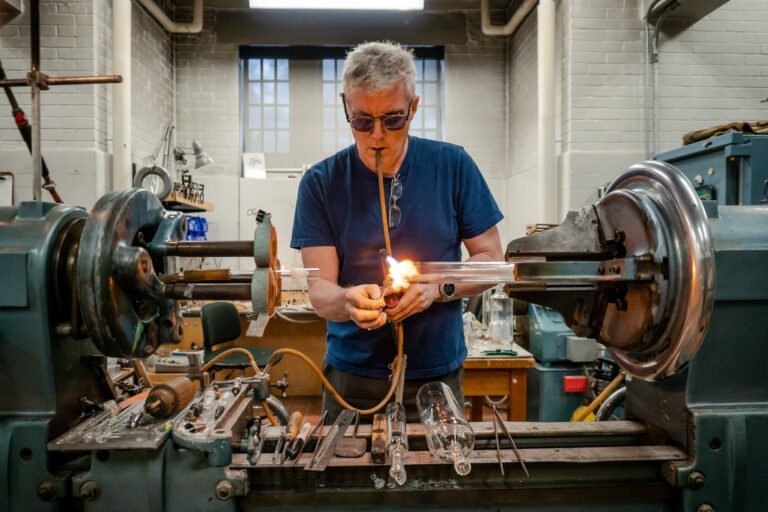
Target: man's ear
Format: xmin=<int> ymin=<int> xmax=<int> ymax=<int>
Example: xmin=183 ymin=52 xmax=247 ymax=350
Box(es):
xmin=411 ymin=95 xmax=420 ymax=115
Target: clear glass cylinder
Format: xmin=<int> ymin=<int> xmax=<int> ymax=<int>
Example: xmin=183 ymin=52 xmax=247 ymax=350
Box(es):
xmin=489 ymin=290 xmax=514 ymax=342
xmin=416 ymin=382 xmax=474 ymax=476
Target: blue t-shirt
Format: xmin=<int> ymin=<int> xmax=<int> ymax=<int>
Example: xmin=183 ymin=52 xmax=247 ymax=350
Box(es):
xmin=290 ymin=136 xmax=503 ymax=379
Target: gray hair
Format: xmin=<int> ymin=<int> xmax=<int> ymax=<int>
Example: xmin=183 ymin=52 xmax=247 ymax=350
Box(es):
xmin=343 ymin=41 xmax=416 ymax=97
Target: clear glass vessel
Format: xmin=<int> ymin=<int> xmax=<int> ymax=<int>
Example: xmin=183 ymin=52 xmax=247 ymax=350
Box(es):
xmin=385 ymin=402 xmax=408 ymax=486
xmin=416 ymin=382 xmax=474 ymax=476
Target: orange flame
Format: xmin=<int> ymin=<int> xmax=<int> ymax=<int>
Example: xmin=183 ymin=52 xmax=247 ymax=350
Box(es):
xmin=386 ymin=256 xmax=419 ymax=292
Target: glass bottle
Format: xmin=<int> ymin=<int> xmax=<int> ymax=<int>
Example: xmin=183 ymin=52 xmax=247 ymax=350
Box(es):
xmin=416 ymin=381 xmax=474 ymax=476
xmin=385 ymin=402 xmax=408 ymax=486
xmin=489 ymin=289 xmax=513 ymax=342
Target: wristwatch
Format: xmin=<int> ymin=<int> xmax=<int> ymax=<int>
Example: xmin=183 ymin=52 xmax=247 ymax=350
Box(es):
xmin=439 ymin=283 xmax=456 ymax=302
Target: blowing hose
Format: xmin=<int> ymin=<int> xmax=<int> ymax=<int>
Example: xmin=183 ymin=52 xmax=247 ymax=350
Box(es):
xmin=206 ymin=150 xmax=406 ymax=417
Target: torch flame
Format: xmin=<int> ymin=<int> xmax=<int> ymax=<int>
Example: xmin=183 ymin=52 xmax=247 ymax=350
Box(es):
xmin=386 ymin=256 xmax=419 ymax=292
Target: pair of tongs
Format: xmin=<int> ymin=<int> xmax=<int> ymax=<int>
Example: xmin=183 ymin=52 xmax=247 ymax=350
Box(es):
xmin=491 ymin=405 xmax=529 ymax=477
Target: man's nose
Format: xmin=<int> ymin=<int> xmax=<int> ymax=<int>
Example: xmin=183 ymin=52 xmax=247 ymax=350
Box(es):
xmin=370 ymin=118 xmax=386 ymax=139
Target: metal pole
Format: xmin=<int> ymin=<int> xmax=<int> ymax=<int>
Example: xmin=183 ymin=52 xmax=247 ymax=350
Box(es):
xmin=31 ymin=0 xmax=41 ymax=201
xmin=163 ymin=240 xmax=255 ymax=257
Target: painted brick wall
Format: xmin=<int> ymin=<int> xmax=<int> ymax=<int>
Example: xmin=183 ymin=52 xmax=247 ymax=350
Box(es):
xmin=131 ymin=2 xmax=175 ymax=167
xmin=0 ymin=0 xmax=175 ymax=207
xmin=506 ymin=0 xmax=768 ymax=235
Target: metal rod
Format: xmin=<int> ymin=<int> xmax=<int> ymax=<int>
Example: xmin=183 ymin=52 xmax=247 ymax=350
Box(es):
xmin=163 ymin=283 xmax=252 ymax=300
xmin=163 ymin=241 xmax=254 ymax=257
xmin=0 ymin=76 xmax=124 ymax=88
xmin=31 ymin=0 xmax=41 ymax=201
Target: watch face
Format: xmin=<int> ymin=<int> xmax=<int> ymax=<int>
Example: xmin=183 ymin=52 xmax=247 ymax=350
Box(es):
xmin=443 ymin=283 xmax=455 ymax=297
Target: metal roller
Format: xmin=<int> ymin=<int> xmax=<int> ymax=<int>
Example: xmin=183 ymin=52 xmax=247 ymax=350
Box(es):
xmin=76 ymin=188 xmax=186 ymax=357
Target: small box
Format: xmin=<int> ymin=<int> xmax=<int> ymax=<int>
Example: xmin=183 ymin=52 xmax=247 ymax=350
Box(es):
xmin=563 ymin=375 xmax=588 ymax=393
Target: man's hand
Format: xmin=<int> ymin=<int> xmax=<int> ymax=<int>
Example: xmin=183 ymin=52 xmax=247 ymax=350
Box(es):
xmin=384 ymin=283 xmax=440 ymax=323
xmin=344 ymin=284 xmax=388 ymax=330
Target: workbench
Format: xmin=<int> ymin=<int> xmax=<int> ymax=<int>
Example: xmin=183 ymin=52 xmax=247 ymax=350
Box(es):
xmin=464 ymin=345 xmax=535 ymax=421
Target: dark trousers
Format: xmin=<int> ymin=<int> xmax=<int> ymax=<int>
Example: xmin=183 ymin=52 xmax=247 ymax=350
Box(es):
xmin=321 ymin=364 xmax=465 ymax=423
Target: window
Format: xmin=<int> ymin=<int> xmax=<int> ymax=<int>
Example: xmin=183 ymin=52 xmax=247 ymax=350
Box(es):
xmin=243 ymin=58 xmax=290 ymax=154
xmin=240 ymin=46 xmax=444 ymax=171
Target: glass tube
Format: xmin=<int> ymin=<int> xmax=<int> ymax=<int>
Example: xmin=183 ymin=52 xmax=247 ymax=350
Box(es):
xmin=385 ymin=402 xmax=408 ymax=486
xmin=416 ymin=382 xmax=474 ymax=476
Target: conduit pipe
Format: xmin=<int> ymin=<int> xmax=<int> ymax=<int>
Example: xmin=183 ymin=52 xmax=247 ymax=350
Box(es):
xmin=136 ymin=0 xmax=204 ymax=34
xmin=112 ymin=0 xmax=132 ymax=191
xmin=480 ymin=0 xmax=558 ymax=224
xmin=537 ymin=0 xmax=557 ymax=224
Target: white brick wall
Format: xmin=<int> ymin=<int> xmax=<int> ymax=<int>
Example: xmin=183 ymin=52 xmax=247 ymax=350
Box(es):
xmin=131 ymin=1 xmax=175 ymax=167
xmin=506 ymin=0 xmax=768 ymax=234
xmin=0 ymin=0 xmax=174 ymax=206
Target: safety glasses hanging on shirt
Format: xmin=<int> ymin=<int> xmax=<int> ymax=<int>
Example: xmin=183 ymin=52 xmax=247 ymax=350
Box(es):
xmin=340 ymin=92 xmax=413 ymax=132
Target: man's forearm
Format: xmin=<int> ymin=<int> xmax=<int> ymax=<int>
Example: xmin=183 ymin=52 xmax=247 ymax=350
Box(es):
xmin=308 ymin=278 xmax=352 ymax=322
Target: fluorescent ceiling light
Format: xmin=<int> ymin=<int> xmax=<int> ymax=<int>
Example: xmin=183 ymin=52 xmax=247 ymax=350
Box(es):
xmin=249 ymin=0 xmax=424 ymax=10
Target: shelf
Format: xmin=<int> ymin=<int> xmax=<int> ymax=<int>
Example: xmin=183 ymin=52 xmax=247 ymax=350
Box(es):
xmin=162 ymin=191 xmax=214 ymax=213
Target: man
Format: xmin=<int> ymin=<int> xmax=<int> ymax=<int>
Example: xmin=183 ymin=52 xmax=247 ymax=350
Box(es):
xmin=291 ymin=41 xmax=503 ymax=420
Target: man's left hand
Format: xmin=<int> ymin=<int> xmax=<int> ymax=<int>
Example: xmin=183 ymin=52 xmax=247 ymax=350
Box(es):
xmin=384 ymin=283 xmax=440 ymax=323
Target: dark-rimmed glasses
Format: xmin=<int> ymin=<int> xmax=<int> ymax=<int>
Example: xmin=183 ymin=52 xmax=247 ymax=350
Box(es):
xmin=389 ymin=174 xmax=402 ymax=228
xmin=341 ymin=92 xmax=413 ymax=133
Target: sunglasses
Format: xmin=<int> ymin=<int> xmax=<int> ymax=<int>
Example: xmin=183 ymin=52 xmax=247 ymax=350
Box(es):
xmin=389 ymin=174 xmax=402 ymax=229
xmin=341 ymin=93 xmax=413 ymax=132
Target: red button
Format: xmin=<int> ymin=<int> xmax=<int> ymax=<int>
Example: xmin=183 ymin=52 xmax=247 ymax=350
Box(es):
xmin=563 ymin=375 xmax=588 ymax=393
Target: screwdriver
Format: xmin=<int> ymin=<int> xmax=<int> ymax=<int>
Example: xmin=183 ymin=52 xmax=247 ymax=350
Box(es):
xmin=285 ymin=421 xmax=312 ymax=460
xmin=279 ymin=411 xmax=303 ymax=464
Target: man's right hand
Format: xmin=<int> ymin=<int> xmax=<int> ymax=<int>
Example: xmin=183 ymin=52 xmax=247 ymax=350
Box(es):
xmin=344 ymin=284 xmax=388 ymax=330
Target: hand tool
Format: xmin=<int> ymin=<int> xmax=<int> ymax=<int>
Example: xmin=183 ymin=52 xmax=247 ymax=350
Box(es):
xmin=334 ymin=411 xmax=366 ymax=458
xmin=371 ymin=412 xmax=387 ymax=464
xmin=305 ymin=409 xmax=356 ymax=471
xmin=291 ymin=411 xmax=327 ymax=467
xmin=492 ymin=405 xmax=529 ymax=477
xmin=281 ymin=411 xmax=303 ymax=463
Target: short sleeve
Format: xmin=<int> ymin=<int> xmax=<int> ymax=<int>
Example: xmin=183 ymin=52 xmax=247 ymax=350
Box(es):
xmin=455 ymin=149 xmax=504 ymax=240
xmin=290 ymin=168 xmax=336 ymax=249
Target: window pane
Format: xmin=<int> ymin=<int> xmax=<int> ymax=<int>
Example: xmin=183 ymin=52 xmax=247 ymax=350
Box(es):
xmin=277 ymin=59 xmax=289 ymax=80
xmin=263 ymin=59 xmax=275 ymax=80
xmin=424 ymin=106 xmax=436 ymax=129
xmin=337 ymin=133 xmax=349 ymax=149
xmin=322 ymin=59 xmax=335 ymax=81
xmin=277 ymin=82 xmax=289 ymax=104
xmin=247 ymin=130 xmax=261 ymax=152
xmin=424 ymin=59 xmax=437 ymax=81
xmin=249 ymin=106 xmax=261 ymax=129
xmin=323 ymin=83 xmax=336 ymax=105
xmin=263 ymin=131 xmax=275 ymax=153
xmin=263 ymin=106 xmax=275 ymax=129
xmin=277 ymin=131 xmax=289 ymax=153
xmin=248 ymin=59 xmax=261 ymax=80
xmin=425 ymin=130 xmax=436 ymax=140
xmin=336 ymin=59 xmax=344 ymax=81
xmin=277 ymin=106 xmax=289 ymax=129
xmin=423 ymin=83 xmax=437 ymax=105
xmin=414 ymin=59 xmax=423 ymax=81
xmin=263 ymin=82 xmax=275 ymax=104
xmin=248 ymin=83 xmax=261 ymax=104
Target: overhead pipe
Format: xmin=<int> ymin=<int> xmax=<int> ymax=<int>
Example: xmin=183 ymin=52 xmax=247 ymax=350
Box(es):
xmin=480 ymin=0 xmax=557 ymax=223
xmin=112 ymin=0 xmax=132 ymax=191
xmin=136 ymin=0 xmax=204 ymax=34
xmin=480 ymin=0 xmax=538 ymax=36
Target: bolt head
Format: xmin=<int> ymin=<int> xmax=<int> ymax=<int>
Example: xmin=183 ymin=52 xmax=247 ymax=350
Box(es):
xmin=215 ymin=480 xmax=235 ymax=501
xmin=37 ymin=481 xmax=56 ymax=502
